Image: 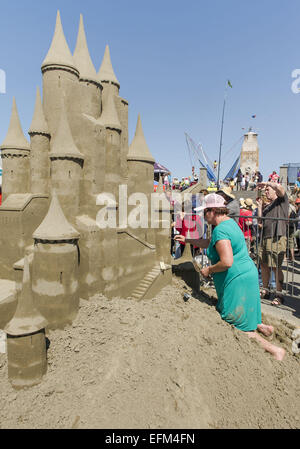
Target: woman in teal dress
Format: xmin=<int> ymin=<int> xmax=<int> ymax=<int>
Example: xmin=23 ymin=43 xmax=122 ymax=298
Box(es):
xmin=175 ymin=193 xmax=285 ymax=361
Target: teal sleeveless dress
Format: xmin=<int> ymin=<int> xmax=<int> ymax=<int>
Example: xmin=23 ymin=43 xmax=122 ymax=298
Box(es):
xmin=207 ymin=219 xmax=261 ymax=331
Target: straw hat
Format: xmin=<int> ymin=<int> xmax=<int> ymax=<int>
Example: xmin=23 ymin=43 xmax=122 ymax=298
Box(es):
xmin=240 ymin=198 xmax=256 ymax=210
xmin=194 ymin=193 xmax=226 ymax=211
xmin=216 ymin=186 xmax=235 ymax=199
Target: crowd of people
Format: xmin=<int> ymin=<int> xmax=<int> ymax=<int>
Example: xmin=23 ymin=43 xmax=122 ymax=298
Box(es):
xmin=226 ymin=168 xmax=263 ymax=191
xmin=169 ymin=177 xmax=300 ymax=362
xmin=154 ymin=173 xmax=199 ymax=192
xmin=170 ymin=174 xmax=199 ymax=191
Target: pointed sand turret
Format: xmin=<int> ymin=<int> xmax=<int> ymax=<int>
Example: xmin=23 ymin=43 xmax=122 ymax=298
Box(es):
xmin=33 ymin=190 xmax=80 ymax=241
xmin=28 ymin=87 xmax=50 ymax=136
xmin=98 ymin=45 xmax=120 ymax=87
xmin=100 ymin=89 xmax=121 ymax=131
xmin=0 ymin=98 xmax=30 ymax=150
xmin=41 ymin=10 xmax=77 ymax=73
xmin=73 ymin=14 xmax=98 ymax=84
xmin=127 ymin=114 xmax=155 ymax=163
xmin=50 ymin=100 xmax=84 ymax=159
xmin=5 ymin=257 xmax=48 ymax=336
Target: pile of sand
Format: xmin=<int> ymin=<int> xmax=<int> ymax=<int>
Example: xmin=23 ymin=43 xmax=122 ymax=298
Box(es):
xmin=0 ymin=277 xmax=299 ymax=429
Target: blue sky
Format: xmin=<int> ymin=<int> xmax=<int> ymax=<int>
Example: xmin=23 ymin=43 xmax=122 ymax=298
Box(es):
xmin=1 ymin=0 xmax=300 ymax=180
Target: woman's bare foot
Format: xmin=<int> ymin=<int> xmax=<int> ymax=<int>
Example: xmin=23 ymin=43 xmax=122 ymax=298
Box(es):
xmin=257 ymin=323 xmax=274 ymax=337
xmin=273 ymin=347 xmax=286 ymax=361
xmin=246 ymin=331 xmax=285 ymax=361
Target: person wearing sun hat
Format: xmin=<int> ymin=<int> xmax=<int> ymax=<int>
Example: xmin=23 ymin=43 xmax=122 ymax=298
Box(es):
xmin=240 ymin=198 xmax=257 ymax=210
xmin=216 ymin=186 xmax=240 ymax=223
xmin=174 ymin=192 xmax=285 ymax=361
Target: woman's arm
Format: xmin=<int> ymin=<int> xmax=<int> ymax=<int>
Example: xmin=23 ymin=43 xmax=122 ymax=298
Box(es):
xmin=175 ymin=235 xmax=210 ymax=248
xmin=208 ymin=239 xmax=233 ymax=274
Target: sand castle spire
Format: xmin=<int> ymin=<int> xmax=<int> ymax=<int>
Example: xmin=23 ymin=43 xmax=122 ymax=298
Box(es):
xmin=50 ymin=99 xmax=84 ymax=159
xmin=33 ymin=190 xmax=80 ymax=241
xmin=41 ymin=10 xmax=77 ymax=73
xmin=5 ymin=256 xmax=48 ymax=336
xmin=100 ymin=88 xmax=121 ymax=130
xmin=98 ymin=45 xmax=120 ymax=87
xmin=0 ymin=97 xmax=30 ymax=150
xmin=127 ymin=114 xmax=155 ymax=163
xmin=73 ymin=14 xmax=98 ymax=84
xmin=28 ymin=87 xmax=50 ymax=136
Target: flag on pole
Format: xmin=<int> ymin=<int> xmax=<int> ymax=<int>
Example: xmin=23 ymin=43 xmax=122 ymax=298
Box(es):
xmin=227 ymin=80 xmax=233 ymax=88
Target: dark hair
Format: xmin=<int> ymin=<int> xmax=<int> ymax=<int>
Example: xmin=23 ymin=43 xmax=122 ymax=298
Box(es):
xmin=212 ymin=207 xmax=229 ymax=216
xmin=205 ymin=207 xmax=229 ymax=216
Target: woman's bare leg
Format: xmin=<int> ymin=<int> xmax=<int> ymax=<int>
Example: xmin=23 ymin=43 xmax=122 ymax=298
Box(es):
xmin=246 ymin=331 xmax=285 ymax=361
xmin=257 ymin=323 xmax=274 ymax=337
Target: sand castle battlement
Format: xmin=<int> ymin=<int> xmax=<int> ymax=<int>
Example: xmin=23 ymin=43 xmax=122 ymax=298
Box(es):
xmin=0 ymin=11 xmax=171 ymax=333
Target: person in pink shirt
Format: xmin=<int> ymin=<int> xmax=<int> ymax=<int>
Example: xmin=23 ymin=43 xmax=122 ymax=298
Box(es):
xmin=268 ymin=171 xmax=279 ymax=183
xmin=239 ymin=198 xmax=255 ymax=250
xmin=175 ymin=200 xmax=203 ymax=257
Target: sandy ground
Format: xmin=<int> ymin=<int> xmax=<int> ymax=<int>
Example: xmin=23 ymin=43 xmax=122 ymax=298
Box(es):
xmin=0 ymin=277 xmax=299 ymax=429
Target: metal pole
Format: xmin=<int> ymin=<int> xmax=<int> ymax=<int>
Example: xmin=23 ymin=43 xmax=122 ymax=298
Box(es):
xmin=217 ymin=83 xmax=229 ymax=189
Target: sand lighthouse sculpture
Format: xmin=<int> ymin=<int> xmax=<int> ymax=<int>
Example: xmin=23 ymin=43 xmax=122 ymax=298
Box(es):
xmin=240 ymin=128 xmax=259 ymax=176
xmin=0 ymin=11 xmax=172 ymax=385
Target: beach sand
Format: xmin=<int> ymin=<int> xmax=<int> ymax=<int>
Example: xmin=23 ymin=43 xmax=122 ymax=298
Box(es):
xmin=0 ymin=277 xmax=299 ymax=429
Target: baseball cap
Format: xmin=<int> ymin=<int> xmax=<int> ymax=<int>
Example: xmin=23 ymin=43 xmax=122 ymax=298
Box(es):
xmin=194 ymin=193 xmax=226 ymax=211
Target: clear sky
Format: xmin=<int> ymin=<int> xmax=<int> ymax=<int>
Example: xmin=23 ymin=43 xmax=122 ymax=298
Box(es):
xmin=0 ymin=0 xmax=300 ymax=180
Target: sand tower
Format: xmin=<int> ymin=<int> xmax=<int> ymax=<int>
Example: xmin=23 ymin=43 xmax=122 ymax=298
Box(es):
xmin=41 ymin=11 xmax=79 ymax=137
xmin=98 ymin=45 xmax=129 ymax=181
xmin=5 ymin=257 xmax=48 ymax=389
xmin=28 ymin=87 xmax=51 ymax=195
xmin=32 ymin=191 xmax=80 ymax=329
xmin=0 ymin=98 xmax=30 ymax=201
xmin=49 ymin=100 xmax=84 ymax=223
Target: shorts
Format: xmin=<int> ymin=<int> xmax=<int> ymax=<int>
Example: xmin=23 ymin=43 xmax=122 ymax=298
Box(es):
xmin=259 ymin=236 xmax=286 ymax=268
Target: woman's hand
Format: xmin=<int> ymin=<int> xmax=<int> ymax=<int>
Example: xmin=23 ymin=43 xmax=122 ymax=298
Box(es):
xmin=174 ymin=235 xmax=185 ymax=244
xmin=200 ymin=266 xmax=210 ymax=277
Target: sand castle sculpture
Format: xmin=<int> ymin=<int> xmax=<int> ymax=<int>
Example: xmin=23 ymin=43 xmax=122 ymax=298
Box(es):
xmin=240 ymin=128 xmax=259 ymax=175
xmin=0 ymin=12 xmax=171 ymax=386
